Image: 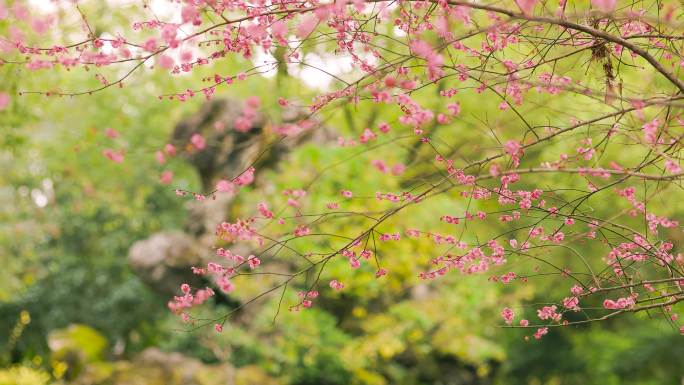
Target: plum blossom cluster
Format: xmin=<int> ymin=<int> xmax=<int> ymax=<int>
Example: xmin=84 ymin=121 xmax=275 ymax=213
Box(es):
xmin=5 ymin=0 xmax=684 ymax=338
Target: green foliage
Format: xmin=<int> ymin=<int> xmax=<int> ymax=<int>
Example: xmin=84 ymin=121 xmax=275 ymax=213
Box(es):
xmin=0 ymin=365 xmax=50 ymax=385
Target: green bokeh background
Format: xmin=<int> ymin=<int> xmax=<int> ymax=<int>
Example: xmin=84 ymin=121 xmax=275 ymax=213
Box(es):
xmin=1 ymin=1 xmax=683 ymax=384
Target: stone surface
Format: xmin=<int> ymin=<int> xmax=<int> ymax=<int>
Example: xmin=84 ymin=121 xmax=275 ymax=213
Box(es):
xmin=128 ymin=98 xmax=333 ymax=300
xmin=128 ymin=231 xmax=203 ymax=295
